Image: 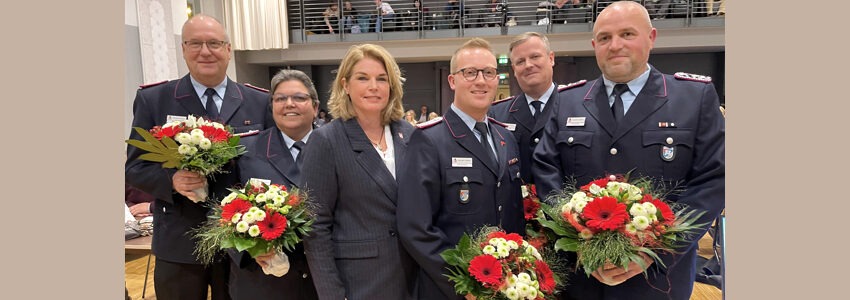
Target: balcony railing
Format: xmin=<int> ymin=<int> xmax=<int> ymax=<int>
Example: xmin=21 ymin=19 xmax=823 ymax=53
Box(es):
xmin=286 ymin=0 xmax=724 ymax=44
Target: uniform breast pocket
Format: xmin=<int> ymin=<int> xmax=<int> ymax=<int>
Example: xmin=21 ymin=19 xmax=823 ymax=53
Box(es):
xmin=444 ymin=168 xmax=484 ymax=215
xmin=641 ymin=129 xmax=695 ymax=180
xmin=556 ymin=130 xmax=594 ymax=177
xmin=231 ymin=124 xmax=264 ymax=134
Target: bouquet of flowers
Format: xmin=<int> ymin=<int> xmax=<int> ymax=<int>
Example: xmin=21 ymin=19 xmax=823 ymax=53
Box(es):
xmin=441 ymin=227 xmax=560 ymax=300
xmin=192 ymin=179 xmax=314 ymax=275
xmin=125 ymin=115 xmax=246 ymax=202
xmin=537 ymin=174 xmax=705 ymax=276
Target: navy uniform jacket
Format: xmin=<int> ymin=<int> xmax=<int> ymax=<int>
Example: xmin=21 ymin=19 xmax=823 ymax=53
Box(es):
xmin=532 ymin=67 xmax=725 ymax=300
xmin=397 ymin=109 xmax=525 ymax=300
xmin=301 ymin=118 xmax=418 ymax=300
xmin=125 ymin=74 xmax=273 ymax=264
xmin=488 ymin=83 xmax=566 ymax=185
xmin=226 ymin=127 xmax=318 ymax=300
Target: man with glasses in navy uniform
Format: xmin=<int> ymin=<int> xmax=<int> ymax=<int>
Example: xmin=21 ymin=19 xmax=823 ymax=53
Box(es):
xmin=125 ymin=14 xmax=273 ymax=300
xmin=397 ymin=38 xmax=524 ymax=300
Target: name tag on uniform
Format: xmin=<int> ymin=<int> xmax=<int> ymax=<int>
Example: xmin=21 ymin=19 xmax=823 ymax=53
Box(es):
xmin=451 ymin=157 xmax=473 ymax=168
xmin=566 ymin=117 xmax=585 ymax=127
xmin=249 ymin=178 xmax=272 ymax=186
xmin=166 ymin=115 xmax=187 ymax=123
xmin=504 ymin=123 xmax=517 ymax=131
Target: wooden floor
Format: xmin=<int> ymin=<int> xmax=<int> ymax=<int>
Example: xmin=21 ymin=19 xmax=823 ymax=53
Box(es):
xmin=125 ymin=234 xmax=722 ymax=300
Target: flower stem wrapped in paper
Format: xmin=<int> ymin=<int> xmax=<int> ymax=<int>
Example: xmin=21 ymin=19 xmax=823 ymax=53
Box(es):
xmin=192 ymin=179 xmax=314 ymax=276
xmin=125 ymin=115 xmax=246 ymax=202
xmin=537 ymin=174 xmax=706 ymax=277
xmin=440 ymin=227 xmax=561 ymax=300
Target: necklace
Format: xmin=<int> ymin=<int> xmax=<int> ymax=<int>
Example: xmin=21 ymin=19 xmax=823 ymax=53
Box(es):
xmin=368 ymin=127 xmax=386 ymax=151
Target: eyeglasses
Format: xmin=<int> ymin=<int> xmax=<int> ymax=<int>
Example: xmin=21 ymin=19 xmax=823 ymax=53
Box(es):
xmin=183 ymin=40 xmax=229 ymax=51
xmin=453 ymin=67 xmax=498 ymax=81
xmin=272 ymin=93 xmax=312 ymax=104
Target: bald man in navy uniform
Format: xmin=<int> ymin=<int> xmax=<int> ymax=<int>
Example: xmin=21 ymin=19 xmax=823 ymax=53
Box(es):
xmin=397 ymin=38 xmax=525 ymax=300
xmin=532 ymin=2 xmax=724 ymax=300
xmin=125 ymin=14 xmax=272 ymax=300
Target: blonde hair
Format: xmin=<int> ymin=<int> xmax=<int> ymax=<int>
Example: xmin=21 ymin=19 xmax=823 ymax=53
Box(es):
xmin=328 ymin=44 xmax=405 ymax=125
xmin=450 ymin=38 xmax=495 ymax=73
xmin=509 ymin=32 xmax=551 ymax=53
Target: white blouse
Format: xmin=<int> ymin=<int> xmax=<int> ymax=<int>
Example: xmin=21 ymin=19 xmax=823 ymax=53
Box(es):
xmin=373 ymin=124 xmax=396 ymax=179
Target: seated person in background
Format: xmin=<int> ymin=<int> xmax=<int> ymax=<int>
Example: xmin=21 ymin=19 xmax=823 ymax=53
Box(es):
xmin=342 ymin=1 xmax=360 ymax=33
xmin=374 ymin=0 xmax=396 ymax=32
xmin=645 ymin=0 xmax=673 ymax=20
xmin=486 ymin=0 xmax=511 ymax=27
xmin=125 ymin=183 xmax=154 ymax=217
xmin=323 ymin=2 xmax=341 ymax=34
xmin=427 ymin=111 xmax=439 ymax=121
xmin=405 ymin=109 xmax=418 ymax=125
xmin=553 ymin=0 xmax=592 ymax=24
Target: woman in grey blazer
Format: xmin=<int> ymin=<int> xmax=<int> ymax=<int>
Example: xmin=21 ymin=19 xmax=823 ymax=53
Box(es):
xmin=301 ymin=43 xmax=417 ymax=300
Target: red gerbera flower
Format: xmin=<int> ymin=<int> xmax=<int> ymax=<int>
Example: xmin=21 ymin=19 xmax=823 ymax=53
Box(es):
xmin=220 ymin=199 xmax=252 ymax=221
xmin=534 ymin=260 xmax=556 ymax=293
xmin=580 ymin=178 xmax=610 ymax=191
xmin=487 ymin=231 xmax=523 ymax=245
xmin=151 ymin=124 xmax=184 ymax=140
xmin=650 ymin=199 xmax=675 ymax=223
xmin=581 ymin=197 xmax=629 ymax=231
xmin=523 ymin=197 xmax=540 ymax=220
xmin=468 ymin=254 xmax=503 ymax=286
xmin=256 ymin=211 xmax=288 ymax=241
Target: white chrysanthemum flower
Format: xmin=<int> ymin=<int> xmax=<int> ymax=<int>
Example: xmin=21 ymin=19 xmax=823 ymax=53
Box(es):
xmin=629 ymin=203 xmax=648 ymax=217
xmin=642 ymin=202 xmax=658 ymax=215
xmin=213 ymin=122 xmax=225 ymax=129
xmin=177 ymin=144 xmax=193 ymax=155
xmin=506 ymin=273 xmax=518 ymax=286
xmin=525 ymin=288 xmax=538 ymax=300
xmin=530 ymin=279 xmax=539 ymax=289
xmin=515 ymin=282 xmax=531 ymax=297
xmin=571 ymin=191 xmax=588 ymax=202
xmin=255 ymin=193 xmax=267 ymax=203
xmin=489 ymin=237 xmax=506 ymax=246
xmin=231 ymin=212 xmax=242 ymax=224
xmin=175 ymin=132 xmax=192 ymax=145
xmin=632 ymin=215 xmax=651 ymax=230
xmin=242 ymin=211 xmax=256 ymax=224
xmin=248 ymin=225 xmax=261 ymax=237
xmin=267 ymin=185 xmax=280 ymax=193
xmin=624 ymin=223 xmax=638 ymax=234
xmin=271 ymin=195 xmax=286 ymax=206
xmin=579 ymin=229 xmax=594 ymax=239
xmin=525 ymin=244 xmax=542 ymax=261
xmin=521 ymin=185 xmax=529 ymax=198
xmin=517 ymin=272 xmax=532 ymax=284
xmin=254 ymin=210 xmax=266 ymax=222
xmin=198 ymin=138 xmax=212 ymax=150
xmin=221 ymin=192 xmax=238 ymax=205
xmin=236 ymin=221 xmax=250 ymax=233
xmin=187 ymin=146 xmax=198 ymax=155
xmin=649 ymin=214 xmax=659 ymax=223
xmin=497 ymin=246 xmax=511 ymax=258
xmin=248 ymin=206 xmax=260 ymax=213
xmin=482 ymin=245 xmax=497 ymax=256
xmin=606 ymin=182 xmax=625 ymax=197
xmin=507 ymin=240 xmax=519 ymax=250
xmin=503 ymin=286 xmax=520 ymax=300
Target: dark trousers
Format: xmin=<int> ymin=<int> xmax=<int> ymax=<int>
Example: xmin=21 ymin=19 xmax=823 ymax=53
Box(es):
xmin=154 ymin=258 xmax=231 ymax=300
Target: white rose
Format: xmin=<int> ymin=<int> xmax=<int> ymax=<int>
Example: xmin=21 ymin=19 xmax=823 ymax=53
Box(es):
xmin=588 ymin=184 xmax=604 ymax=195
xmin=236 ymin=221 xmax=250 ymax=233
xmin=642 ymin=202 xmax=658 ymax=215
xmin=248 ymin=225 xmax=261 ymax=237
xmin=626 ymin=185 xmax=643 ymax=201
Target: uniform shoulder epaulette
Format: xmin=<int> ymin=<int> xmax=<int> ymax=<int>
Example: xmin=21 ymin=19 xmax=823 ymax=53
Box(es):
xmin=492 ymin=95 xmax=516 ymax=105
xmin=488 ymin=117 xmax=509 ymax=128
xmin=138 ymin=80 xmax=168 ymax=89
xmin=557 ymin=79 xmax=587 ymax=92
xmin=244 ymin=83 xmax=270 ymax=93
xmin=416 ymin=117 xmax=443 ymax=129
xmin=674 ymin=72 xmax=712 ymax=83
xmin=234 ymin=129 xmax=261 ymax=138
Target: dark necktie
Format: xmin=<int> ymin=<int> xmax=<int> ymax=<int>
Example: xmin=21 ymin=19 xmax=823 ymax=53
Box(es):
xmin=204 ymin=88 xmax=220 ymax=121
xmin=611 ymin=84 xmax=629 ymax=123
xmin=292 ymin=141 xmax=306 ymax=171
xmin=530 ymin=100 xmax=542 ymax=122
xmin=473 ymin=122 xmax=497 ymax=166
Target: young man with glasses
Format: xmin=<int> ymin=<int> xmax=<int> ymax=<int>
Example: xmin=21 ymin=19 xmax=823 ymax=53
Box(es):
xmin=397 ymin=38 xmax=525 ymax=300
xmin=125 ymin=14 xmax=273 ymax=300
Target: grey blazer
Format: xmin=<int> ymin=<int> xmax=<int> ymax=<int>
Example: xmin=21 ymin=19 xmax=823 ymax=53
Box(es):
xmin=301 ymin=118 xmax=417 ymax=300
